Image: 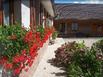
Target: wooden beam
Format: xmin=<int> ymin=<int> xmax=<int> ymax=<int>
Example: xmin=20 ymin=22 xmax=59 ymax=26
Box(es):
xmin=0 ymin=0 xmax=3 ymax=25
xmin=40 ymin=3 xmax=43 ymax=25
xmin=33 ymin=0 xmax=37 ymax=29
xmin=30 ymin=0 xmax=37 ymax=32
xmin=13 ymin=0 xmax=21 ymax=24
xmin=30 ymin=0 xmax=34 ymax=30
xmin=35 ymin=0 xmax=40 ymax=26
xmin=9 ymin=0 xmax=14 ymax=25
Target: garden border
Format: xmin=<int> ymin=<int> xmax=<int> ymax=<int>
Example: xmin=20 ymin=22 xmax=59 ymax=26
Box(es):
xmin=19 ymin=39 xmax=49 ymax=77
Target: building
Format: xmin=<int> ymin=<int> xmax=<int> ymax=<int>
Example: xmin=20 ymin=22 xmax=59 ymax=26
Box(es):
xmin=54 ymin=4 xmax=103 ymax=37
xmin=0 ymin=0 xmax=55 ymax=30
xmin=0 ymin=0 xmax=55 ymax=77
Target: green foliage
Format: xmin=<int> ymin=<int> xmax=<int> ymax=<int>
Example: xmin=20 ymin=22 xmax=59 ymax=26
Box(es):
xmin=0 ymin=25 xmax=28 ymax=62
xmin=92 ymin=39 xmax=103 ymax=53
xmin=75 ymin=40 xmax=85 ymax=49
xmin=53 ymin=42 xmax=76 ymax=67
xmin=69 ymin=47 xmax=103 ymax=77
xmin=67 ymin=63 xmax=84 ymax=77
xmin=53 ymin=40 xmax=103 ymax=77
xmin=36 ymin=26 xmax=45 ymax=39
xmin=52 ymin=31 xmax=58 ymax=40
xmin=54 ymin=41 xmax=87 ymax=67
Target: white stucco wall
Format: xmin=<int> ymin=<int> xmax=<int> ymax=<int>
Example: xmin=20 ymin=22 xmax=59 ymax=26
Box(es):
xmin=21 ymin=0 xmax=30 ymax=29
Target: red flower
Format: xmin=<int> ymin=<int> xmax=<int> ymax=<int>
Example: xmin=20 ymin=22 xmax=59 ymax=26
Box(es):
xmin=39 ymin=41 xmax=43 ymax=47
xmin=43 ymin=34 xmax=48 ymax=43
xmin=25 ymin=68 xmax=29 ymax=72
xmin=29 ymin=60 xmax=33 ymax=67
xmin=22 ymin=50 xmax=26 ymax=55
xmin=30 ymin=43 xmax=38 ymax=53
xmin=35 ymin=32 xmax=40 ymax=38
xmin=0 ymin=60 xmax=2 ymax=64
xmin=19 ymin=55 xmax=25 ymax=62
xmin=27 ymin=57 xmax=31 ymax=63
xmin=13 ymin=68 xmax=21 ymax=75
xmin=13 ymin=55 xmax=20 ymax=63
xmin=1 ymin=56 xmax=8 ymax=64
xmin=30 ymin=52 xmax=37 ymax=59
xmin=4 ymin=63 xmax=13 ymax=70
xmin=20 ymin=63 xmax=25 ymax=69
xmin=26 ymin=57 xmax=34 ymax=67
xmin=13 ymin=54 xmax=26 ymax=63
xmin=24 ymin=31 xmax=33 ymax=43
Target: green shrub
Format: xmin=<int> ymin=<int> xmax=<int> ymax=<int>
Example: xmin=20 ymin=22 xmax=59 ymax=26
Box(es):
xmin=36 ymin=26 xmax=45 ymax=39
xmin=53 ymin=41 xmax=87 ymax=67
xmin=67 ymin=40 xmax=103 ymax=77
xmin=92 ymin=39 xmax=103 ymax=53
xmin=53 ymin=40 xmax=103 ymax=77
xmin=52 ymin=31 xmax=58 ymax=40
xmin=67 ymin=63 xmax=84 ymax=77
xmin=68 ymin=47 xmax=103 ymax=77
xmin=0 ymin=25 xmax=28 ymax=62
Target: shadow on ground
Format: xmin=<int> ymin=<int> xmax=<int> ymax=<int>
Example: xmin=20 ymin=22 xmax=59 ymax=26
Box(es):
xmin=51 ymin=72 xmax=67 ymax=77
xmin=48 ymin=59 xmax=67 ymax=77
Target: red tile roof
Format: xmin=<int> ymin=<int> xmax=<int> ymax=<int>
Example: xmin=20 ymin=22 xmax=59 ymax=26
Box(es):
xmin=55 ymin=4 xmax=103 ymax=20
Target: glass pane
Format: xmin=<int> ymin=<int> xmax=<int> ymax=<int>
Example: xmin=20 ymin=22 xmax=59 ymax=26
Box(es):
xmin=3 ymin=0 xmax=9 ymax=25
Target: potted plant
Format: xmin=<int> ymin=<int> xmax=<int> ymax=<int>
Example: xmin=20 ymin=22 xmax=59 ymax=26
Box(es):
xmin=49 ymin=31 xmax=58 ymax=45
xmin=52 ymin=31 xmax=58 ymax=40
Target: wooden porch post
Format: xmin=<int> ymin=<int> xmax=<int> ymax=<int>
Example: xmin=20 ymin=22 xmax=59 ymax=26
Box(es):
xmin=0 ymin=0 xmax=3 ymax=25
xmin=9 ymin=0 xmax=14 ymax=25
xmin=35 ymin=0 xmax=40 ymax=26
xmin=30 ymin=0 xmax=36 ymax=32
xmin=30 ymin=0 xmax=33 ymax=26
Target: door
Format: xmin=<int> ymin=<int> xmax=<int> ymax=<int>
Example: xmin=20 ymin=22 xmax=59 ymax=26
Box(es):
xmin=60 ymin=23 xmax=65 ymax=34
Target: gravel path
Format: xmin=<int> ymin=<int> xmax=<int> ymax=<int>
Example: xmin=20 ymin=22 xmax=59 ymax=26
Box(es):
xmin=33 ymin=38 xmax=102 ymax=77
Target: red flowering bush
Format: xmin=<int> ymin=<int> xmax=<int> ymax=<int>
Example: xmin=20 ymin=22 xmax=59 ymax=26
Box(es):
xmin=0 ymin=25 xmax=52 ymax=76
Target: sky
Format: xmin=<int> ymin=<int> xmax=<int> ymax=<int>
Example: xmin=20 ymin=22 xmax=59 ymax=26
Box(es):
xmin=55 ymin=0 xmax=103 ymax=4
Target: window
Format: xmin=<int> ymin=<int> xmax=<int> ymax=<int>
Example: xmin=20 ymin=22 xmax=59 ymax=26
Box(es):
xmin=97 ymin=25 xmax=102 ymax=32
xmin=60 ymin=23 xmax=65 ymax=33
xmin=3 ymin=0 xmax=10 ymax=25
xmin=71 ymin=23 xmax=78 ymax=31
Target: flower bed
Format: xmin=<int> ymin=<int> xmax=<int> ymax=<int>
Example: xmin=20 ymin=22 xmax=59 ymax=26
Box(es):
xmin=19 ymin=39 xmax=49 ymax=77
xmin=0 ymin=25 xmax=53 ymax=77
xmin=53 ymin=40 xmax=103 ymax=77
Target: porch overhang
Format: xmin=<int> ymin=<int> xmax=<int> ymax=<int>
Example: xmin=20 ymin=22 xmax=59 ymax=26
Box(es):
xmin=41 ymin=0 xmax=55 ymax=17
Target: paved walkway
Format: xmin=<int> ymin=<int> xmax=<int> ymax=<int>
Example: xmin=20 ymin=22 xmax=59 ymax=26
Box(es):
xmin=63 ymin=38 xmax=101 ymax=47
xmin=33 ymin=38 xmax=65 ymax=77
xmin=33 ymin=38 xmax=102 ymax=77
